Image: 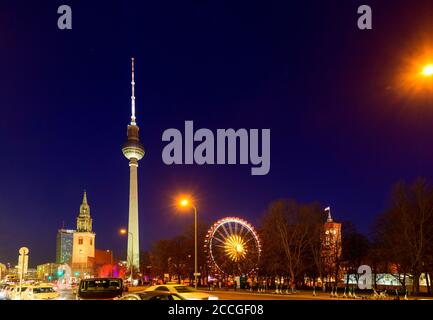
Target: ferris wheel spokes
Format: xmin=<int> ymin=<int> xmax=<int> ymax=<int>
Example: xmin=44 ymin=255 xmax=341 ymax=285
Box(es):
xmin=205 ymin=217 xmax=261 ymax=275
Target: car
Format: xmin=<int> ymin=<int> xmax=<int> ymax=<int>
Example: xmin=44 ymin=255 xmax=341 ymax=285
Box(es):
xmin=119 ymin=291 xmax=186 ymax=300
xmin=144 ymin=285 xmax=218 ymax=300
xmin=76 ymin=278 xmax=124 ymax=300
xmin=9 ymin=285 xmax=31 ymax=300
xmin=26 ymin=284 xmax=60 ymax=300
xmin=0 ymin=284 xmax=10 ymax=300
xmin=5 ymin=285 xmax=16 ymax=300
xmin=5 ymin=285 xmax=13 ymax=299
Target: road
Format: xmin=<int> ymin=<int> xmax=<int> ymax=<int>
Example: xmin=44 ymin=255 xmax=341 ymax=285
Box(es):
xmin=58 ymin=289 xmax=75 ymax=300
xmin=17 ymin=287 xmax=432 ymax=300
xmin=56 ymin=288 xmax=339 ymax=300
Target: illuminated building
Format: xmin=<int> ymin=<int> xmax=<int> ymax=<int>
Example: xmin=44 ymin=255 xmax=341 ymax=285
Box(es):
xmin=322 ymin=208 xmax=342 ymax=280
xmin=122 ymin=58 xmax=145 ymax=272
xmin=94 ymin=249 xmax=114 ymax=277
xmin=71 ymin=192 xmax=95 ymax=274
xmin=36 ymin=263 xmax=59 ymax=280
xmin=0 ymin=263 xmax=6 ymax=280
xmin=95 ymin=249 xmax=113 ymax=266
xmin=56 ymin=229 xmax=74 ymax=264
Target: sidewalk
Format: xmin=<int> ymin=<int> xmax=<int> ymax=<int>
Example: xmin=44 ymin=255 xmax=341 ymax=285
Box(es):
xmin=126 ymin=285 xmax=431 ymax=300
xmin=201 ymin=287 xmax=335 ymax=299
xmin=200 ymin=287 xmax=429 ymax=300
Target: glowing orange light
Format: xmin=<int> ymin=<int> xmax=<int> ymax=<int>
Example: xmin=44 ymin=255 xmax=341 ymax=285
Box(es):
xmin=180 ymin=199 xmax=189 ymax=207
xmin=119 ymin=229 xmax=127 ymax=235
xmin=393 ymin=41 xmax=433 ymax=99
xmin=421 ymin=64 xmax=433 ymax=77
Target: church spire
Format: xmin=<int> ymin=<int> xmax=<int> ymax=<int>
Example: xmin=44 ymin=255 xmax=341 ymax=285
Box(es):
xmin=130 ymin=57 xmax=136 ymax=126
xmin=77 ymin=191 xmax=92 ymax=232
xmin=82 ymin=190 xmax=88 ymax=205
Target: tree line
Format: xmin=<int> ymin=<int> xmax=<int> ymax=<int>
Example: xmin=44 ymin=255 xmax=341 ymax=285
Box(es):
xmin=140 ymin=178 xmax=433 ymax=296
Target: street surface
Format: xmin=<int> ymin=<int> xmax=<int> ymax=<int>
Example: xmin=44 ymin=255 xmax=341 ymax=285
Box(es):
xmin=4 ymin=287 xmax=432 ymax=300
xmin=57 ymin=288 xmax=333 ymax=300
xmin=55 ymin=288 xmax=355 ymax=300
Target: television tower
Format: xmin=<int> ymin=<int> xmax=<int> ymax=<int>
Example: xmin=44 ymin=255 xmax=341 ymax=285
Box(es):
xmin=122 ymin=58 xmax=145 ymax=273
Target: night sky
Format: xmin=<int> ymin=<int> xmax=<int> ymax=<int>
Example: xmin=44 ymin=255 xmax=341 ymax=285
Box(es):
xmin=1 ymin=0 xmax=433 ymax=266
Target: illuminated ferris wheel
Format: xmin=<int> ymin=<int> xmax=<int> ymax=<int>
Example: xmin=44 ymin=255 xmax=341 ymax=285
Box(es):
xmin=205 ymin=217 xmax=261 ymax=275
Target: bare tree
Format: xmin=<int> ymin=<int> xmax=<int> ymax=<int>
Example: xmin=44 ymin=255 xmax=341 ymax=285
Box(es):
xmin=259 ymin=217 xmax=287 ymax=276
xmin=374 ymin=179 xmax=433 ymax=296
xmin=262 ymin=199 xmax=314 ymax=290
xmin=341 ymin=221 xmax=369 ymax=290
xmin=305 ymin=203 xmax=326 ymax=290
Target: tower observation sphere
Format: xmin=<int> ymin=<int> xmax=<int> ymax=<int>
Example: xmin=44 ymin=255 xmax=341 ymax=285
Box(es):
xmin=122 ymin=125 xmax=145 ymax=161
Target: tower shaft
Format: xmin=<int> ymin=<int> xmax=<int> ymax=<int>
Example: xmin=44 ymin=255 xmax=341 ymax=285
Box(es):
xmin=127 ymin=159 xmax=140 ymax=271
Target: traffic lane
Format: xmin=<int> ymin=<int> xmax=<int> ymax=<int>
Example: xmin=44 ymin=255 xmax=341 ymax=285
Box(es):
xmin=54 ymin=288 xmax=336 ymax=301
xmin=58 ymin=289 xmax=75 ymax=300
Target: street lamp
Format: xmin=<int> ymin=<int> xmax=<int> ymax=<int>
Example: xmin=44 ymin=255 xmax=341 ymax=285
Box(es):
xmin=178 ymin=197 xmax=199 ymax=289
xmin=119 ymin=228 xmax=134 ymax=282
xmin=395 ymin=45 xmax=433 ymax=98
xmin=421 ymin=64 xmax=433 ymax=77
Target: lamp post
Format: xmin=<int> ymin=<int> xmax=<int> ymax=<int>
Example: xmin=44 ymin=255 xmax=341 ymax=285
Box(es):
xmin=120 ymin=229 xmax=134 ymax=282
xmin=178 ymin=198 xmax=199 ymax=289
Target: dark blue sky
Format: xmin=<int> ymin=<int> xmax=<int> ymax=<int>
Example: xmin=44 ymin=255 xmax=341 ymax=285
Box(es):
xmin=1 ymin=0 xmax=433 ymax=266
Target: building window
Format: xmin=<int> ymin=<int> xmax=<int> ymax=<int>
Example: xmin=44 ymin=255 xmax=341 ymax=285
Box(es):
xmin=90 ymin=239 xmax=93 ymax=246
xmin=78 ymin=238 xmax=83 ymax=245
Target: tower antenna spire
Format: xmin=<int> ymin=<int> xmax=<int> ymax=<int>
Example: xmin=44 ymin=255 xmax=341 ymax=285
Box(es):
xmin=131 ymin=57 xmax=136 ymax=125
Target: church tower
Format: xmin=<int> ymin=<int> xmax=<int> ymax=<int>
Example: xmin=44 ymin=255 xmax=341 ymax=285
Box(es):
xmin=321 ymin=207 xmax=342 ymax=283
xmin=71 ymin=191 xmax=95 ymax=275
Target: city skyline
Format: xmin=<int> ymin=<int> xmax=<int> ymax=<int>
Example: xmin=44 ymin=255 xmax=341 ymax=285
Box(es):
xmin=2 ymin=0 xmax=433 ymax=267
